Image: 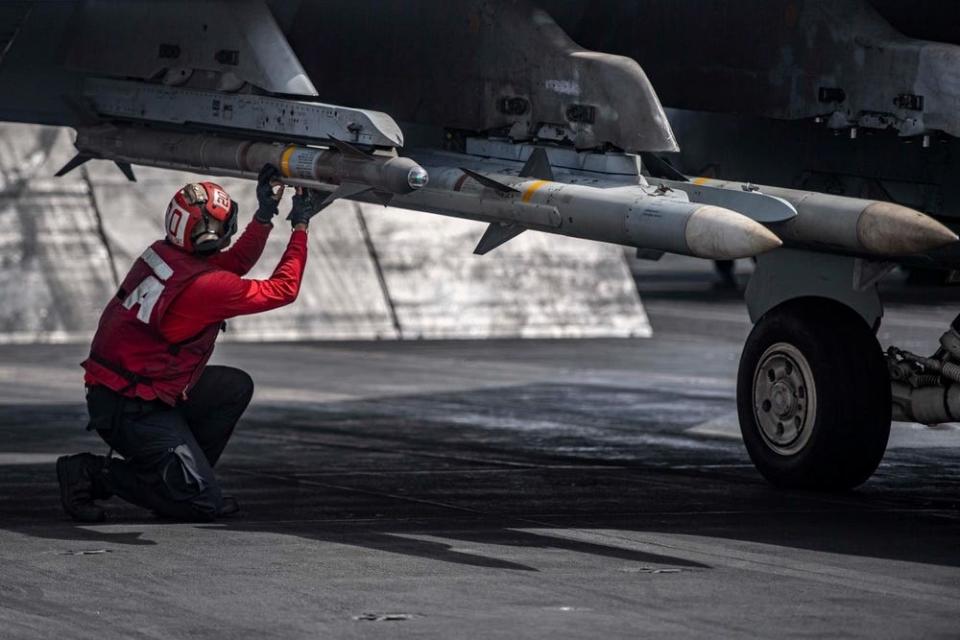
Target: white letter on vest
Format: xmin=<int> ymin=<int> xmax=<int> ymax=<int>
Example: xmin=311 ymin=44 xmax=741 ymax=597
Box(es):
xmin=123 ymin=247 xmax=175 ymax=323
xmin=122 ymin=276 xmax=166 ymax=323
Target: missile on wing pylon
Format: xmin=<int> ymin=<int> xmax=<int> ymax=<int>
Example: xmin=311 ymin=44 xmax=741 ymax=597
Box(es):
xmin=61 ymin=125 xmax=428 ymax=206
xmin=648 ymin=176 xmax=958 ymax=256
xmin=63 ymin=126 xmax=779 ymax=260
xmin=383 ymin=151 xmax=782 ymax=260
xmin=760 ymin=183 xmax=958 ymax=256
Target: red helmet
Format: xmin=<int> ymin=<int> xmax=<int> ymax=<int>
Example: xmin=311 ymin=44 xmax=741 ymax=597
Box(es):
xmin=164 ymin=182 xmax=238 ymax=254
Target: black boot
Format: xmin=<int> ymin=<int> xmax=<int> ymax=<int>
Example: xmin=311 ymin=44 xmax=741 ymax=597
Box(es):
xmin=56 ymin=453 xmax=107 ymax=523
xmin=218 ymin=495 xmax=241 ymax=517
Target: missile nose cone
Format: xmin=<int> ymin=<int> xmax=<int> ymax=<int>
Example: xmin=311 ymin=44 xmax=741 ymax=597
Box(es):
xmin=407 ymin=166 xmax=429 ymax=190
xmin=684 ymin=205 xmax=782 ymax=260
xmin=857 ymin=202 xmax=959 ymax=255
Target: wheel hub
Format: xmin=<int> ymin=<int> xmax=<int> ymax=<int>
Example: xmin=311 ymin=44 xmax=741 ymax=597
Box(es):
xmin=753 ymin=342 xmax=817 ymax=456
xmin=769 ymin=381 xmax=796 ymax=416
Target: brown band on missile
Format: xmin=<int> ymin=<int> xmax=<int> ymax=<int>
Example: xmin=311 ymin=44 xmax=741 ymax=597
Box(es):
xmin=280 ymin=145 xmax=296 ymax=178
xmin=237 ymin=140 xmax=253 ymax=173
xmin=453 ymin=173 xmax=468 ymax=192
xmin=197 ymin=135 xmax=211 ymax=169
xmin=521 ymin=180 xmax=547 ymax=203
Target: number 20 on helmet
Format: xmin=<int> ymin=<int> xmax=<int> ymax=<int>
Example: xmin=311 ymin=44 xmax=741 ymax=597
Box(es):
xmin=164 ymin=182 xmax=239 ymax=255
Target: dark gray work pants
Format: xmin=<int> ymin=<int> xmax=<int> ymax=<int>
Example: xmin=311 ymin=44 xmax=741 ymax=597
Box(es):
xmin=86 ymin=366 xmax=253 ymax=521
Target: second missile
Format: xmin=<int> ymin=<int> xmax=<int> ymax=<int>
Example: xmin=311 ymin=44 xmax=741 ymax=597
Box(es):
xmin=388 ymin=150 xmax=782 ymax=260
xmin=649 ymin=176 xmax=958 ymax=256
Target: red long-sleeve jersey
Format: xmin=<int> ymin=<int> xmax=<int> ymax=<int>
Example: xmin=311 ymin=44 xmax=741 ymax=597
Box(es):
xmin=82 ymin=218 xmax=309 ymax=393
xmin=158 ymin=220 xmax=308 ymax=343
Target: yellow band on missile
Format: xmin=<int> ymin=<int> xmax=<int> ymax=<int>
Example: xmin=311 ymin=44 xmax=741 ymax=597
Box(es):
xmin=280 ymin=145 xmax=297 ymax=177
xmin=521 ymin=180 xmax=548 ymax=203
xmin=692 ymin=177 xmax=712 ymax=185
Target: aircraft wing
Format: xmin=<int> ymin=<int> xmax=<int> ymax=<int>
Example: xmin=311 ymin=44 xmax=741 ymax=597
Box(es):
xmin=0 ymin=0 xmax=954 ymax=263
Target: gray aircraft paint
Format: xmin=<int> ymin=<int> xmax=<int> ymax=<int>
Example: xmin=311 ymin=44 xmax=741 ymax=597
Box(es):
xmin=285 ymin=0 xmax=677 ymax=152
xmin=549 ymin=0 xmax=960 ymax=139
xmin=546 ymin=0 xmax=960 ymax=235
xmin=68 ymin=0 xmax=318 ymax=97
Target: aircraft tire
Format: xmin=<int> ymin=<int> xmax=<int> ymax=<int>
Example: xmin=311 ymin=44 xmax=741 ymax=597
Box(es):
xmin=736 ymin=298 xmax=891 ymax=490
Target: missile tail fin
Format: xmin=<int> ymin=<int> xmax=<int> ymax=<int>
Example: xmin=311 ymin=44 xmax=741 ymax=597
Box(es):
xmin=54 ymin=153 xmax=91 ymax=177
xmin=474 ymin=222 xmax=525 ymax=255
xmin=519 ymin=148 xmax=554 ymax=181
xmin=319 ymin=181 xmax=372 ymax=208
xmin=114 ymin=161 xmax=137 ymax=182
xmin=460 ymin=168 xmax=519 ymax=194
xmin=370 ymin=190 xmax=393 ymax=207
xmin=635 ymin=249 xmax=665 ymax=261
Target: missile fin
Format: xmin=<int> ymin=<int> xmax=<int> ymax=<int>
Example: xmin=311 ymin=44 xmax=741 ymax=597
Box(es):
xmin=370 ymin=190 xmax=393 ymax=207
xmin=519 ymin=147 xmax=554 ymax=181
xmin=328 ymin=136 xmax=371 ymax=160
xmin=114 ymin=161 xmax=137 ymax=182
xmin=54 ymin=153 xmax=92 ymax=177
xmin=474 ymin=222 xmax=525 ymax=255
xmin=635 ymin=248 xmax=665 ymax=261
xmin=460 ymin=168 xmax=520 ymax=194
xmin=319 ymin=182 xmax=372 ymax=208
xmin=640 ymin=152 xmax=688 ymax=182
xmin=853 ymin=259 xmax=897 ymax=291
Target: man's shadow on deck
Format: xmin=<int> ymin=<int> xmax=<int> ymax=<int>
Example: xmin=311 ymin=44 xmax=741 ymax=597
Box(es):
xmin=3 ymin=384 xmax=959 ymax=572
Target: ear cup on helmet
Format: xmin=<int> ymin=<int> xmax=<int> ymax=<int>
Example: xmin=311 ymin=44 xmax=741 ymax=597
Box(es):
xmin=191 ymin=215 xmax=224 ymax=255
xmin=191 ymin=201 xmax=239 ymax=255
xmin=165 ymin=182 xmax=236 ymax=255
xmin=221 ymin=201 xmax=239 ymax=245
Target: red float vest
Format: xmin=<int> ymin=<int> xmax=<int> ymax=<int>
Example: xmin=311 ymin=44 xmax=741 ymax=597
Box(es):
xmin=82 ymin=241 xmax=221 ymax=405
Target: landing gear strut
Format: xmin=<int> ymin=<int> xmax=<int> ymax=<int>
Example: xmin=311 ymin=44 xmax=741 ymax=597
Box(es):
xmin=888 ymin=313 xmax=960 ymax=424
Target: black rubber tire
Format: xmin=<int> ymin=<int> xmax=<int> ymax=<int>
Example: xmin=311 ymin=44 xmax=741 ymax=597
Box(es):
xmin=736 ymin=298 xmax=891 ymax=490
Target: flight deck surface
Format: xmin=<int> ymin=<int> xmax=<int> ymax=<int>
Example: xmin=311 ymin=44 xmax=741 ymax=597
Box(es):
xmin=1 ymin=261 xmax=958 ymax=639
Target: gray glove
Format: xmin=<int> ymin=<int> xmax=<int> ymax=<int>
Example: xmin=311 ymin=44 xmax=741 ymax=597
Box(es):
xmin=254 ymin=164 xmax=284 ymax=223
xmin=287 ymin=187 xmax=325 ymax=228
